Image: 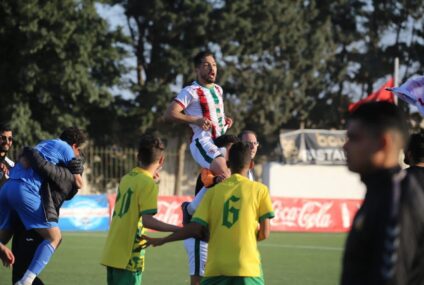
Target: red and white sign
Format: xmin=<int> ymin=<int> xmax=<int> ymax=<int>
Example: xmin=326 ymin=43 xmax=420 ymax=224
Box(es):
xmin=107 ymin=195 xmax=362 ymax=232
xmin=270 ymin=198 xmax=362 ymax=232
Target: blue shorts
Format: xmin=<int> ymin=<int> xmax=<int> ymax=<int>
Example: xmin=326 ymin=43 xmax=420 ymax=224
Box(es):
xmin=0 ymin=179 xmax=58 ymax=230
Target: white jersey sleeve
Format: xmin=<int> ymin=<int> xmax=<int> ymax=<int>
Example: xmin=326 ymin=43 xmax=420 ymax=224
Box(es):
xmin=174 ymin=88 xmax=194 ymax=109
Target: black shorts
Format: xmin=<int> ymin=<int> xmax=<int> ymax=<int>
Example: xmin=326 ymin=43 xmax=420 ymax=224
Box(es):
xmin=11 ymin=212 xmax=45 ymax=285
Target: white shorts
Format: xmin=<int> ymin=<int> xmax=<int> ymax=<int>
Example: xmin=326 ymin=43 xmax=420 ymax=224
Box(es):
xmin=184 ymin=238 xmax=208 ymax=277
xmin=189 ymin=137 xmax=223 ymax=169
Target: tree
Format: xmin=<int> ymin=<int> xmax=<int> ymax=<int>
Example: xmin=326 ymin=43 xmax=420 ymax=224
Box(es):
xmin=0 ymin=0 xmax=129 ymax=145
xmin=209 ymin=0 xmax=336 ymax=156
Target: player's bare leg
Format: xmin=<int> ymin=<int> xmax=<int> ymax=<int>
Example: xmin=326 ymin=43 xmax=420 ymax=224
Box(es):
xmin=35 ymin=227 xmax=62 ymax=249
xmin=209 ymin=156 xmax=230 ymax=178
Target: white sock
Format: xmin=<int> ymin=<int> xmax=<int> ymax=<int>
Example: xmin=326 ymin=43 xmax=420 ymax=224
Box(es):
xmin=187 ymin=187 xmax=207 ymax=215
xmin=19 ymin=270 xmax=36 ymax=285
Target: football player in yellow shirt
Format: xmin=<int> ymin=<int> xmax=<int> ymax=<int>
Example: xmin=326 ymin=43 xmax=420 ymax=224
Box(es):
xmin=101 ymin=134 xmax=181 ymax=285
xmin=144 ymin=142 xmax=274 ymax=285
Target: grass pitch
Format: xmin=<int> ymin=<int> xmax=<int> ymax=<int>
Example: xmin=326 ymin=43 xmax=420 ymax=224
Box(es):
xmin=0 ymin=231 xmax=346 ymax=285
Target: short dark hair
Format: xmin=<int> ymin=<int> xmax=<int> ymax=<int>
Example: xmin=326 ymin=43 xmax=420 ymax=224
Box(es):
xmin=137 ymin=134 xmax=165 ymax=166
xmin=60 ymin=127 xmax=86 ymax=147
xmin=0 ymin=123 xmax=12 ymax=133
xmin=239 ymin=130 xmax=257 ymax=140
xmin=406 ymin=131 xmax=424 ymax=163
xmin=348 ymin=102 xmax=408 ymax=141
xmin=228 ymin=142 xmax=251 ymax=173
xmin=214 ymin=135 xmax=239 ymax=148
xmin=193 ymin=51 xmax=215 ymax=68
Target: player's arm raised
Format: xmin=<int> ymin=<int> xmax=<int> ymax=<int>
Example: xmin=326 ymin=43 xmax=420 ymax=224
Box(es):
xmin=164 ymin=101 xmax=211 ymax=131
xmin=257 ymin=218 xmax=271 ymax=241
xmin=142 ymin=214 xmax=181 ymax=232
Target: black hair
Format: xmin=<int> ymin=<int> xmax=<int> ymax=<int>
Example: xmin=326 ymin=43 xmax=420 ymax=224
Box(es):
xmin=60 ymin=127 xmax=86 ymax=146
xmin=0 ymin=122 xmax=12 ymax=133
xmin=214 ymin=135 xmax=239 ymax=148
xmin=405 ymin=130 xmax=424 ymax=164
xmin=348 ymin=102 xmax=408 ymax=141
xmin=193 ymin=50 xmax=215 ymax=68
xmin=239 ymin=130 xmax=257 ymax=140
xmin=228 ymin=142 xmax=251 ymax=173
xmin=137 ymin=134 xmax=165 ymax=166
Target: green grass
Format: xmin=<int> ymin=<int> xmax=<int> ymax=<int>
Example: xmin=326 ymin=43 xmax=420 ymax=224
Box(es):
xmin=1 ymin=232 xmax=346 ymax=285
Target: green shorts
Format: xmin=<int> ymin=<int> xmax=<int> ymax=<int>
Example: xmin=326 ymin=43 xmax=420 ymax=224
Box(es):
xmin=107 ymin=267 xmax=143 ymax=285
xmin=201 ymin=276 xmax=264 ymax=285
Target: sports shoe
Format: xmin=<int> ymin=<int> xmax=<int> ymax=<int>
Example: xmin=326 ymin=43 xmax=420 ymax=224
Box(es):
xmin=181 ymin=201 xmax=192 ymax=225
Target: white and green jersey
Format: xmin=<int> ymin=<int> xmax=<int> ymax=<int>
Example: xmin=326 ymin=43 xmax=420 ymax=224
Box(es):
xmin=174 ymin=81 xmax=227 ymax=140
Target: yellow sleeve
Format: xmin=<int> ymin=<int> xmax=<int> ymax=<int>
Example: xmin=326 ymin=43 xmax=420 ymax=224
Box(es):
xmin=192 ymin=190 xmax=212 ymax=228
xmin=139 ymin=180 xmax=158 ymax=215
xmin=258 ymin=185 xmax=274 ymax=222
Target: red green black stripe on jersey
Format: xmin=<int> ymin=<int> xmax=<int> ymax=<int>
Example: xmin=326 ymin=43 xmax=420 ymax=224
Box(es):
xmin=196 ymin=87 xmax=217 ymax=139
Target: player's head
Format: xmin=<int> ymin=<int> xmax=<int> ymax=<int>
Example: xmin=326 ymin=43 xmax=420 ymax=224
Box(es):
xmin=214 ymin=134 xmax=240 ymax=160
xmin=404 ymin=131 xmax=424 ymax=166
xmin=0 ymin=123 xmax=13 ymax=154
xmin=193 ymin=50 xmax=217 ymax=85
xmin=137 ymin=134 xmax=165 ymax=168
xmin=344 ymin=102 xmax=408 ymax=174
xmin=60 ymin=127 xmax=86 ymax=157
xmin=228 ymin=142 xmax=253 ymax=174
xmin=240 ymin=130 xmax=259 ymax=159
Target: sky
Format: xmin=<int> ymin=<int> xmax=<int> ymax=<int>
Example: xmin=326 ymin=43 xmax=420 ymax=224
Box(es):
xmin=96 ymin=3 xmax=136 ymax=99
xmin=95 ymin=2 xmax=422 ymax=113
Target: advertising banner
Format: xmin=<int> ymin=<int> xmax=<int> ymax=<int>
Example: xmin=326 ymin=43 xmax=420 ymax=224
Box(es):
xmin=270 ymin=197 xmax=362 ymax=232
xmin=59 ymin=195 xmax=110 ymax=231
xmin=280 ymin=129 xmax=347 ymax=165
xmin=151 ymin=196 xmax=362 ymax=233
xmin=62 ymin=195 xmax=362 ymax=233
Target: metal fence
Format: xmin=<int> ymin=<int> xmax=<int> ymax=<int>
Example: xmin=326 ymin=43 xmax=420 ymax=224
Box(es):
xmin=9 ymin=144 xmax=199 ymax=196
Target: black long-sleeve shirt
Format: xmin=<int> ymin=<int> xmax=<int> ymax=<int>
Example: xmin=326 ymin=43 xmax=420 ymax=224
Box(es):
xmin=341 ymin=167 xmax=424 ymax=285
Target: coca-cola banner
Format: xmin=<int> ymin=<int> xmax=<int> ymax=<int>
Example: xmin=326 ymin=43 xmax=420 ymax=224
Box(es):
xmin=280 ymin=129 xmax=347 ymax=165
xmin=105 ymin=195 xmax=362 ymax=232
xmin=271 ymin=197 xmax=362 ymax=232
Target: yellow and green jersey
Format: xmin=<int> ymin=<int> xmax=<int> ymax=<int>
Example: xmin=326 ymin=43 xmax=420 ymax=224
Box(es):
xmin=192 ymin=174 xmax=274 ymax=277
xmin=101 ymin=167 xmax=158 ymax=272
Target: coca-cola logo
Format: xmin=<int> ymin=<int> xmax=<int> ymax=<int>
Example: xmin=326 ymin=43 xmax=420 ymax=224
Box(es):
xmin=271 ymin=200 xmax=333 ymax=229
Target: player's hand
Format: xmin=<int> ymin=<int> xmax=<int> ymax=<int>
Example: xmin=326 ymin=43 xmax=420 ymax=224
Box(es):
xmin=195 ymin=118 xmax=212 ymax=131
xmin=153 ymin=166 xmax=162 ymax=184
xmin=214 ymin=175 xmax=226 ymax=183
xmin=67 ymin=157 xmax=84 ymax=175
xmin=0 ymin=163 xmax=9 ymax=176
xmin=225 ymin=117 xmax=233 ymax=129
xmin=0 ymin=243 xmax=14 ymax=267
xmin=141 ymin=235 xmax=165 ymax=248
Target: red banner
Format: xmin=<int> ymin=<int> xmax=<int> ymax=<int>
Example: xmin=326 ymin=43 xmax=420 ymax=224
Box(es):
xmin=270 ymin=198 xmax=362 ymax=232
xmin=107 ymin=195 xmax=362 ymax=232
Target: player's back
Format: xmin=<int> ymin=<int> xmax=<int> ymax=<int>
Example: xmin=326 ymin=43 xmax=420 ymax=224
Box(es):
xmin=34 ymin=138 xmax=74 ymax=165
xmin=101 ymin=167 xmax=158 ymax=270
xmin=9 ymin=138 xmax=74 ymax=192
xmin=194 ymin=173 xmax=273 ymax=277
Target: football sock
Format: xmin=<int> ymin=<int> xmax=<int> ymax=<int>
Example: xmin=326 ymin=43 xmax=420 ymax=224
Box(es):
xmin=18 ymin=270 xmax=36 ymax=285
xmin=27 ymin=239 xmax=55 ymax=275
xmin=187 ymin=187 xmax=207 ymax=215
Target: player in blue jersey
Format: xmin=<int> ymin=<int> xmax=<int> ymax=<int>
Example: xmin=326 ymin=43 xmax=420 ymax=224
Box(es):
xmin=0 ymin=127 xmax=85 ymax=285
